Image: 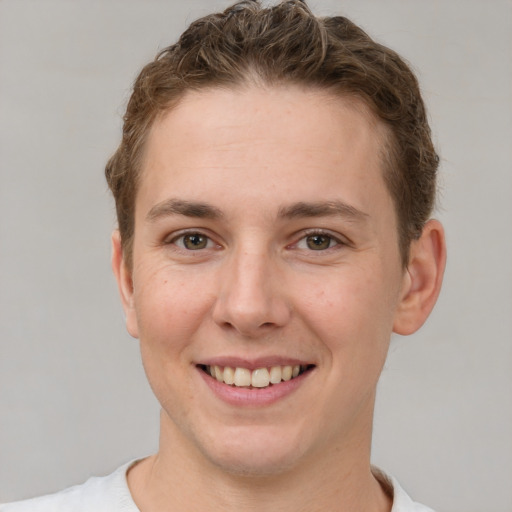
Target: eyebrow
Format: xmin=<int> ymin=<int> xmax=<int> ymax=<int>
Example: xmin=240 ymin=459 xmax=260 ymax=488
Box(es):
xmin=146 ymin=199 xmax=224 ymax=222
xmin=278 ymin=200 xmax=369 ymax=222
xmin=145 ymin=198 xmax=368 ymax=223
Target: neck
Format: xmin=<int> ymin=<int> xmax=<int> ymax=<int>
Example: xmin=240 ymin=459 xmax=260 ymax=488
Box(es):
xmin=127 ymin=410 xmax=392 ymax=512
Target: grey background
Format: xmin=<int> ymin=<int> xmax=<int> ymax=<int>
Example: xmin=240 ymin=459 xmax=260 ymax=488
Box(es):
xmin=1 ymin=1 xmax=511 ymax=511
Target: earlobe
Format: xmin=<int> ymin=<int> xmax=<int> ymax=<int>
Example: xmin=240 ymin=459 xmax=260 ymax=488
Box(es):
xmin=111 ymin=231 xmax=139 ymax=339
xmin=393 ymin=219 xmax=446 ymax=335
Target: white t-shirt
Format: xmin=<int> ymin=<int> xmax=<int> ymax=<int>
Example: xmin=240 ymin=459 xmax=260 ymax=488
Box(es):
xmin=0 ymin=461 xmax=435 ymax=512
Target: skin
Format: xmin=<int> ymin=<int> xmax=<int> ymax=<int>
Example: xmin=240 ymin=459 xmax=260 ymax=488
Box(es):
xmin=112 ymin=85 xmax=446 ymax=512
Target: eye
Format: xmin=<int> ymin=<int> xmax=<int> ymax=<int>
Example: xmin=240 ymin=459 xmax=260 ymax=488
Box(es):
xmin=173 ymin=232 xmax=214 ymax=250
xmin=295 ymin=232 xmax=340 ymax=251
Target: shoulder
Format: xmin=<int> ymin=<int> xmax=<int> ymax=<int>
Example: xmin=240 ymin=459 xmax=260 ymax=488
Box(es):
xmin=373 ymin=467 xmax=436 ymax=512
xmin=0 ymin=461 xmax=140 ymax=512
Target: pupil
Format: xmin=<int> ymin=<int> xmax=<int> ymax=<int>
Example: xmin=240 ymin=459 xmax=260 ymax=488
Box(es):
xmin=185 ymin=234 xmax=206 ymax=249
xmin=307 ymin=235 xmax=330 ymax=250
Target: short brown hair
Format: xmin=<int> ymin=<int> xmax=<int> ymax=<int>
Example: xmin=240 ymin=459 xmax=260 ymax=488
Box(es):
xmin=105 ymin=0 xmax=439 ymax=268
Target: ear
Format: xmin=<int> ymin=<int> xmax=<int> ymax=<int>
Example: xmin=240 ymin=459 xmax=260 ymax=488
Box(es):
xmin=393 ymin=219 xmax=446 ymax=335
xmin=111 ymin=230 xmax=139 ymax=338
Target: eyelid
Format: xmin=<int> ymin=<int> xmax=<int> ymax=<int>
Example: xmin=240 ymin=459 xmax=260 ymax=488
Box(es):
xmin=290 ymin=228 xmax=348 ymax=250
xmin=165 ymin=228 xmax=221 ymax=250
xmin=162 ymin=227 xmax=349 ymax=251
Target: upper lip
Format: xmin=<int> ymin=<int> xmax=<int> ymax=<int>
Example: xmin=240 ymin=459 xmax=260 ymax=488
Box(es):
xmin=197 ymin=356 xmax=314 ymax=370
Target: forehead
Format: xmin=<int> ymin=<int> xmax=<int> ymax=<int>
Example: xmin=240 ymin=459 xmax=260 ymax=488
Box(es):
xmin=149 ymin=85 xmax=385 ymax=151
xmin=138 ymin=85 xmax=392 ymax=222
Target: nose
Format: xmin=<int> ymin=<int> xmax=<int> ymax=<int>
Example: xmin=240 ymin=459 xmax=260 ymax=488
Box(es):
xmin=212 ymin=247 xmax=291 ymax=337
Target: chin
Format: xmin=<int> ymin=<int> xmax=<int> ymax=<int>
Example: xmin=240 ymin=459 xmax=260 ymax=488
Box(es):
xmin=196 ymin=426 xmax=309 ymax=477
xmin=206 ymin=448 xmax=301 ymax=478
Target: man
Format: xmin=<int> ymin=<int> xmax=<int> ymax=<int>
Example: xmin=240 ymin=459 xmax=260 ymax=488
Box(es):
xmin=2 ymin=1 xmax=445 ymax=510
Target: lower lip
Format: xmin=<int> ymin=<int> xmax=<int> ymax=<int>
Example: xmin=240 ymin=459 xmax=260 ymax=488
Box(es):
xmin=198 ymin=367 xmax=311 ymax=407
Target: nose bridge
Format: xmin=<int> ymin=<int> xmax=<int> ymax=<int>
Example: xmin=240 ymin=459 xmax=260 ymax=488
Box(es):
xmin=213 ymin=242 xmax=289 ymax=335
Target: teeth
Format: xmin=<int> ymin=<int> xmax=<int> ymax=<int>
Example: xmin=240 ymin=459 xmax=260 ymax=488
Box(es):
xmin=223 ymin=366 xmax=235 ymax=385
xmin=205 ymin=364 xmax=309 ymax=388
xmin=251 ymin=368 xmax=270 ymax=388
xmin=282 ymin=365 xmax=293 ymax=381
xmin=233 ymin=367 xmax=251 ymax=387
xmin=269 ymin=366 xmax=282 ymax=384
xmin=214 ymin=365 xmax=224 ymax=382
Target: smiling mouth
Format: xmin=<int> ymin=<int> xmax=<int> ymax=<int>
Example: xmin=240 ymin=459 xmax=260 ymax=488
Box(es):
xmin=199 ymin=364 xmax=314 ymax=388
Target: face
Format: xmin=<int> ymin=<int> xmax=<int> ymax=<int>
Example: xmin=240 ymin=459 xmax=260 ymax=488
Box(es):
xmin=115 ymin=85 xmax=413 ymax=476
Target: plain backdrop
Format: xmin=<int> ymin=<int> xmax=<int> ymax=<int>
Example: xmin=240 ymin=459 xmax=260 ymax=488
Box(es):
xmin=1 ymin=1 xmax=511 ymax=511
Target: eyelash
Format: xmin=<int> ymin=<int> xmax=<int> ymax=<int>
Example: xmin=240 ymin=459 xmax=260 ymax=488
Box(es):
xmin=291 ymin=229 xmax=345 ymax=252
xmin=166 ymin=231 xmax=219 ymax=251
xmin=166 ymin=229 xmax=345 ymax=252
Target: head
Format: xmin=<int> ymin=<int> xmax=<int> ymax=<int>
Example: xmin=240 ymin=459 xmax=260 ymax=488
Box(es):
xmin=105 ymin=0 xmax=439 ymax=270
xmin=108 ymin=0 xmax=446 ymax=479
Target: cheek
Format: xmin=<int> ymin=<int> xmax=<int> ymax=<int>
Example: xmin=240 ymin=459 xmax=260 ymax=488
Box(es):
xmin=133 ymin=267 xmax=216 ymax=352
xmin=133 ymin=269 xmax=215 ymax=407
xmin=297 ymin=264 xmax=399 ymax=357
